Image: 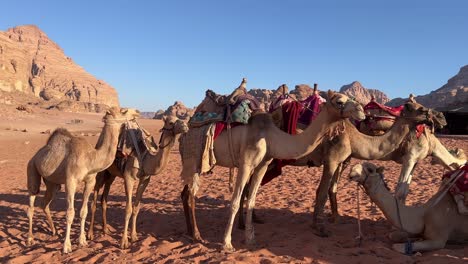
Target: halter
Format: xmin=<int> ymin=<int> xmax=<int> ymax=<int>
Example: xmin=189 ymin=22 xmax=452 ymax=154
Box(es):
xmin=158 ymin=126 xmax=177 ymax=149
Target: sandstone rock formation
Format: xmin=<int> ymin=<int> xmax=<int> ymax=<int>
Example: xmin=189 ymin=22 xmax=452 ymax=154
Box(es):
xmin=153 ymin=101 xmax=194 ymax=120
xmin=387 ymin=65 xmax=468 ymax=109
xmin=0 ymin=25 xmax=119 ymax=112
xmin=339 ymin=81 xmax=389 ymax=105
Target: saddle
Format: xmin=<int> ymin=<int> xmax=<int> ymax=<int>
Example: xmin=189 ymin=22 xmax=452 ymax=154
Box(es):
xmin=116 ymin=121 xmax=158 ymax=171
xmin=442 ymin=164 xmax=468 ymax=215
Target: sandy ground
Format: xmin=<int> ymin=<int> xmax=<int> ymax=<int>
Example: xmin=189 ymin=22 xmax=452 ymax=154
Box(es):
xmin=0 ymin=106 xmax=467 ymax=263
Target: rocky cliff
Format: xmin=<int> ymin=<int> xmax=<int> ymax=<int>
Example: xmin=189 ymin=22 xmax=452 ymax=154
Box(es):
xmin=339 ymin=81 xmax=389 ymax=105
xmin=387 ymin=65 xmax=468 ymax=109
xmin=0 ymin=25 xmax=119 ymax=111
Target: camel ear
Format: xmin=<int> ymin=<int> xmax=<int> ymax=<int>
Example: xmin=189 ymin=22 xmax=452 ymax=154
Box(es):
xmin=162 ymin=115 xmax=167 ymax=122
xmin=327 ymin=90 xmax=335 ymax=100
xmin=106 ymin=109 xmax=112 ymax=115
xmin=376 ymin=166 xmax=385 ymax=174
xmin=120 ymin=108 xmax=128 ymax=114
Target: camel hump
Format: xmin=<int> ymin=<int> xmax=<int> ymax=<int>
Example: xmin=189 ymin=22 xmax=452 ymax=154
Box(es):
xmin=47 ymin=128 xmax=74 ymax=145
xmin=248 ymin=112 xmax=273 ymax=130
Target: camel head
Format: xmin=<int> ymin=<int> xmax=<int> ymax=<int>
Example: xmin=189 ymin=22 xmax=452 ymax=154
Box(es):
xmin=400 ymin=102 xmax=436 ymax=125
xmin=431 ymin=148 xmax=467 ymax=168
xmin=326 ymin=90 xmax=366 ymax=121
xmin=162 ymin=115 xmax=189 ymax=135
xmin=103 ymin=107 xmax=140 ymax=124
xmin=349 ymin=162 xmax=388 ymax=191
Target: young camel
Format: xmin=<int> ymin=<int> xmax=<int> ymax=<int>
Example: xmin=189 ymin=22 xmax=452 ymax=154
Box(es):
xmin=87 ymin=116 xmax=188 ymax=249
xmin=26 ymin=107 xmax=139 ymax=253
xmin=180 ymin=90 xmax=366 ymax=251
xmin=349 ymin=162 xmax=468 ymax=254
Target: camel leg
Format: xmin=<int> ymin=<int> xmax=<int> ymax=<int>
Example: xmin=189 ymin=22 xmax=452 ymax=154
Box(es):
xmin=88 ymin=172 xmax=105 ymax=240
xmin=27 ymin=195 xmax=36 ymax=246
xmin=395 ymin=159 xmax=417 ymax=202
xmin=131 ymin=176 xmax=151 ymax=243
xmin=42 ymin=180 xmax=59 ymax=236
xmin=312 ymin=161 xmax=339 ymax=237
xmin=63 ymin=179 xmax=77 ymax=253
xmin=188 ymin=186 xmax=202 ymax=241
xmin=392 ymin=239 xmax=447 ymax=254
xmin=328 ymin=162 xmax=343 ymax=223
xmin=121 ymin=176 xmax=135 ymax=249
xmin=101 ymin=174 xmax=115 ymax=235
xmin=237 ymin=182 xmax=249 ymax=230
xmin=180 ymin=185 xmax=193 ymax=236
xmin=223 ymin=164 xmax=253 ymax=252
xmin=244 ymin=159 xmax=271 ymax=246
xmin=79 ymin=176 xmax=95 ymax=247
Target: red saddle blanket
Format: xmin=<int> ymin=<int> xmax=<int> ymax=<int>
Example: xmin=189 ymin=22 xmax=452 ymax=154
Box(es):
xmin=364 ymin=101 xmax=404 ymax=117
xmin=442 ymin=164 xmax=468 ymax=194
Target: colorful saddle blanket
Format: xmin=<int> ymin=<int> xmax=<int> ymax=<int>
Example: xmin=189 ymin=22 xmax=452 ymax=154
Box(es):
xmin=364 ymin=101 xmax=404 ymax=117
xmin=443 ymin=164 xmax=468 ymax=193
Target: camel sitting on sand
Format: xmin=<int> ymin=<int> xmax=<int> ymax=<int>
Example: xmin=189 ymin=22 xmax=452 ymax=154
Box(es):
xmin=180 ymin=88 xmax=366 ymax=251
xmin=26 ymin=107 xmax=140 ymax=253
xmin=349 ymin=162 xmax=468 ymax=254
xmin=87 ymin=115 xmax=188 ymax=249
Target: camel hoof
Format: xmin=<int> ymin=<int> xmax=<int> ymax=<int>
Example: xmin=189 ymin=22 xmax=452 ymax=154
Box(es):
xmin=87 ymin=232 xmax=94 ymax=240
xmin=63 ymin=242 xmax=73 ymax=254
xmin=79 ymin=235 xmax=88 ymax=247
xmin=392 ymin=243 xmax=406 ymax=254
xmin=313 ymin=225 xmax=331 ymax=237
xmin=27 ymin=237 xmax=35 ymax=246
xmin=120 ymin=239 xmax=130 ymax=249
xmin=223 ymin=243 xmax=236 ymax=252
xmin=131 ymin=233 xmax=138 ymax=243
xmin=192 ymin=232 xmax=203 ymax=243
xmin=329 ymin=215 xmax=341 ymax=224
xmin=252 ymin=215 xmax=265 ymax=224
xmin=245 ymin=238 xmax=256 ymax=247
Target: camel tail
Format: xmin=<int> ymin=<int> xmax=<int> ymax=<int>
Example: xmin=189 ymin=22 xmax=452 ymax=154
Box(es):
xmin=27 ymin=159 xmax=41 ymax=195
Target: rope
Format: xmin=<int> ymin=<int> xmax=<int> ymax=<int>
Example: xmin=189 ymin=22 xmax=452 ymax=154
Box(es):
xmin=355 ymin=182 xmax=363 ymax=246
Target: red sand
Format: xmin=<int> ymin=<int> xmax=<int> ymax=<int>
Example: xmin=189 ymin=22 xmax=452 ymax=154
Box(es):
xmin=0 ymin=108 xmax=467 ymax=263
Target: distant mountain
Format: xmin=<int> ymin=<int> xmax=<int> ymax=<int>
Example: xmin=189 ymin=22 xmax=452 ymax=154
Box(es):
xmin=339 ymin=81 xmax=390 ymax=105
xmin=387 ymin=65 xmax=468 ymax=110
xmin=153 ymin=101 xmax=194 ymax=120
xmin=0 ymin=25 xmax=119 ymax=112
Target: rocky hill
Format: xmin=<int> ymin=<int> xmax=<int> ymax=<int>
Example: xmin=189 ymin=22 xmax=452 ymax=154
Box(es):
xmin=387 ymin=65 xmax=468 ymax=109
xmin=153 ymin=101 xmax=194 ymax=120
xmin=0 ymin=25 xmax=119 ymax=112
xmin=339 ymin=81 xmax=389 ymax=105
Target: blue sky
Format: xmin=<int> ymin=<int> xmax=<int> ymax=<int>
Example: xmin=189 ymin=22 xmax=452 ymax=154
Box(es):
xmin=1 ymin=1 xmax=467 ymax=111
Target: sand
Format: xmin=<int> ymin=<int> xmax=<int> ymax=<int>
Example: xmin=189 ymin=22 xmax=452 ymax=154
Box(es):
xmin=0 ymin=107 xmax=467 ymax=263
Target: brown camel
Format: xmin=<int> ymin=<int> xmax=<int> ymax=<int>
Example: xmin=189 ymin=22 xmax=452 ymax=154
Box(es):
xmin=87 ymin=115 xmax=188 ymax=249
xmin=180 ymin=90 xmax=366 ymax=251
xmin=349 ymin=162 xmax=468 ymax=254
xmin=26 ymin=107 xmax=140 ymax=253
xmin=238 ymin=101 xmax=446 ymax=231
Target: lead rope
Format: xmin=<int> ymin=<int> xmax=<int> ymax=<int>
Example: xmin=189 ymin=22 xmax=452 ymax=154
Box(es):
xmin=356 ymin=182 xmax=363 ymax=246
xmin=226 ymin=106 xmax=236 ymax=193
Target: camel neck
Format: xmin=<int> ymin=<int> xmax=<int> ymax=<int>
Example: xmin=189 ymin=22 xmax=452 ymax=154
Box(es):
xmin=93 ymin=122 xmax=121 ymax=172
xmin=267 ymin=105 xmax=339 ymax=159
xmin=144 ymin=132 xmax=177 ymax=175
xmin=431 ymin=136 xmax=467 ymax=170
xmin=363 ymin=178 xmax=424 ymax=234
xmin=349 ymin=118 xmax=413 ymax=160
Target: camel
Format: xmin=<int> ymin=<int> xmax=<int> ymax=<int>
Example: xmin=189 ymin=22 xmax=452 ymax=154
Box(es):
xmin=26 ymin=107 xmax=140 ymax=253
xmin=307 ymin=102 xmax=467 ymax=236
xmin=87 ymin=115 xmax=188 ymax=249
xmin=180 ymin=89 xmax=366 ymax=251
xmin=359 ymin=95 xmax=401 ymax=136
xmin=238 ymin=101 xmax=449 ymax=232
xmin=349 ymin=162 xmax=468 ymax=254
